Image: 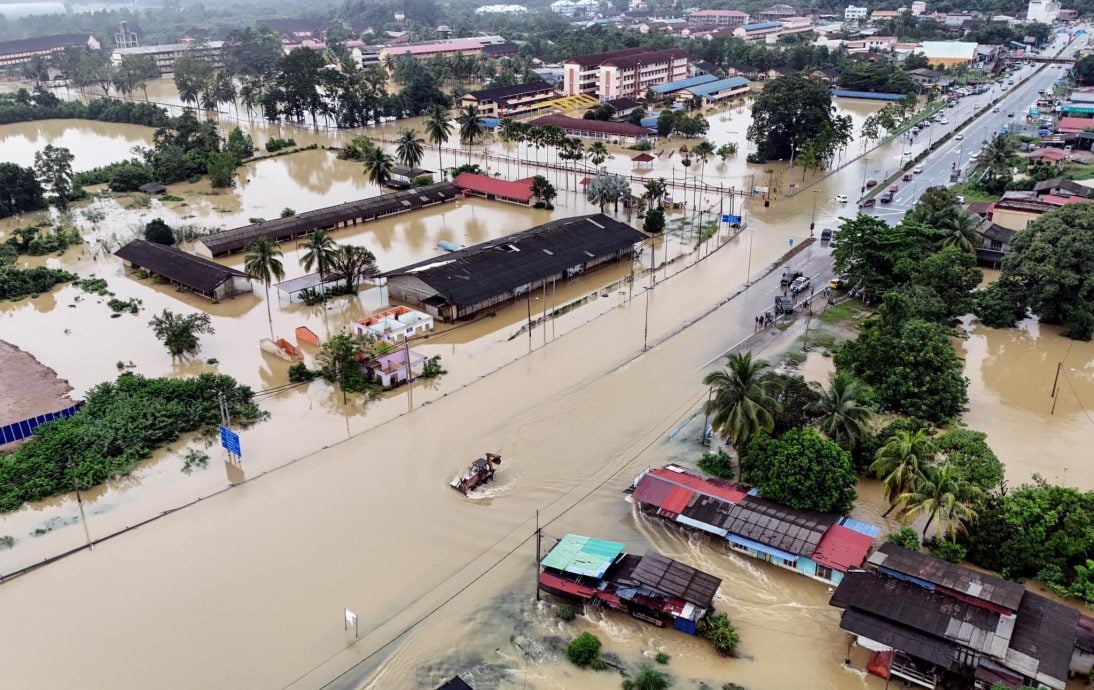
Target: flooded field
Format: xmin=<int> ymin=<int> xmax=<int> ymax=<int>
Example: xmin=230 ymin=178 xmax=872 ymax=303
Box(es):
xmin=0 ymin=79 xmax=1090 ymax=690
xmin=0 ymin=118 xmax=153 ymax=171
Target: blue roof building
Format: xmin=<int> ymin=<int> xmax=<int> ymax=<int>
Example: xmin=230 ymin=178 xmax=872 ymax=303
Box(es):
xmin=831 ymin=89 xmax=907 ymax=101
xmin=650 ymin=73 xmax=719 ymax=95
xmin=740 ymin=21 xmax=782 ymax=31
xmin=679 ymin=76 xmax=751 ymax=102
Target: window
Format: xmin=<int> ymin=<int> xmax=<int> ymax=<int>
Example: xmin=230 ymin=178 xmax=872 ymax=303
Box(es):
xmin=815 ymin=565 xmax=834 ymax=581
xmin=990 ymin=240 xmax=1003 ymax=250
xmin=781 ymin=557 xmax=797 ymax=568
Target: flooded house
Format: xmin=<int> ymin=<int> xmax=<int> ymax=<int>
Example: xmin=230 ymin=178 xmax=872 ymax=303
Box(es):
xmin=353 ymin=306 xmax=434 ymax=342
xmin=195 ymin=183 xmax=459 ymax=257
xmin=114 ymin=240 xmax=252 ymax=301
xmin=830 ymin=543 xmax=1092 ymax=690
xmin=452 ymin=172 xmax=534 ymax=206
xmin=538 ymin=534 xmax=721 ymax=635
xmin=380 ymin=213 xmax=646 ymax=321
xmin=629 ymin=465 xmax=877 ymax=585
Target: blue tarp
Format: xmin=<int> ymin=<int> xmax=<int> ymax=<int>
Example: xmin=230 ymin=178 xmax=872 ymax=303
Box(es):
xmin=831 ymin=89 xmax=907 ymax=101
xmin=479 ymin=117 xmax=500 ymax=129
xmin=725 ymin=533 xmax=799 ymax=562
xmin=839 ymin=517 xmax=882 ymax=538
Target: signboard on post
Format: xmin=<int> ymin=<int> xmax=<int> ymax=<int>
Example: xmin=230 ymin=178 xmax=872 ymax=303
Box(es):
xmin=722 ymin=214 xmax=742 ymax=224
xmin=219 ymin=425 xmax=241 ymax=457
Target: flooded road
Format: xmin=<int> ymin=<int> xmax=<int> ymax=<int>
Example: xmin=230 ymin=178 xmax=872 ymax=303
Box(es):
xmin=0 ymin=73 xmax=1090 ymax=690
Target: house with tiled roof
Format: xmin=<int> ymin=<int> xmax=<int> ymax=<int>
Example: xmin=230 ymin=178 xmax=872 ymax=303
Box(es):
xmin=628 ymin=464 xmax=877 ymax=585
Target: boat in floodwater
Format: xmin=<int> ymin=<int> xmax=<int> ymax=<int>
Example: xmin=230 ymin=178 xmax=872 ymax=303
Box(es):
xmin=450 ymin=453 xmax=501 ymax=494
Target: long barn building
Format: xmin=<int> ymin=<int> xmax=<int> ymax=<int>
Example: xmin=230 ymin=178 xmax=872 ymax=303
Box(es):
xmin=196 ymin=182 xmax=459 ymax=257
xmin=381 ymin=213 xmax=646 ymax=321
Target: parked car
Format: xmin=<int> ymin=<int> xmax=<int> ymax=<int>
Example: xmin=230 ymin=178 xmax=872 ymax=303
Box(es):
xmin=865 ymin=179 xmax=878 ymax=188
xmin=940 ymin=118 xmax=950 ymax=125
xmin=820 ymin=228 xmax=833 ymax=241
xmin=780 ymin=270 xmax=804 ymax=286
xmin=827 ymin=277 xmax=846 ymax=290
xmin=913 ymin=165 xmax=923 ymax=173
xmin=880 ymin=192 xmax=893 ymax=203
xmin=955 ymin=133 xmax=964 ymax=140
xmin=903 ymin=172 xmax=913 ymax=181
xmin=1007 ymin=112 xmax=1015 ymax=117
xmin=790 ymin=275 xmax=811 ymax=293
xmin=858 ymin=198 xmax=876 ymax=207
xmin=774 ymin=295 xmax=795 ymax=314
xmin=835 ymin=194 xmax=848 ymax=203
xmin=889 ymin=185 xmax=899 ymax=193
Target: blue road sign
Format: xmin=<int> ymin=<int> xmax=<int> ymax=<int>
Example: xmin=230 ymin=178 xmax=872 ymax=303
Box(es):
xmin=220 ymin=425 xmax=241 ymax=457
xmin=722 ymin=214 xmax=742 ymax=224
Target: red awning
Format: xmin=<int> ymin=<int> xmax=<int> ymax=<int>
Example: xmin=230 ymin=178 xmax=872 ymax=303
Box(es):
xmin=661 ymin=486 xmax=694 ymax=515
xmin=539 ymin=571 xmax=595 ymax=600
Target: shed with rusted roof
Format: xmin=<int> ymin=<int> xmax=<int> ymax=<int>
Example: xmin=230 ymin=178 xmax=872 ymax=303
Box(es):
xmin=115 ymin=240 xmax=251 ymax=301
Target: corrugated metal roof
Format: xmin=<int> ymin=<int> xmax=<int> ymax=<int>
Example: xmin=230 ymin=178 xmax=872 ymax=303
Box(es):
xmin=683 ymin=76 xmax=751 ymax=99
xmin=661 ymin=486 xmax=694 ymax=515
xmin=632 ymin=474 xmax=674 ymax=508
xmin=920 ymin=41 xmax=978 ymax=59
xmin=453 ymin=172 xmax=533 ymax=201
xmin=811 ymin=524 xmax=874 ymax=573
xmin=721 ymin=495 xmax=836 ymax=557
xmin=540 ymin=534 xmax=624 ymax=578
xmin=115 ymin=240 xmax=246 ymax=295
xmin=647 ymin=466 xmax=748 ymax=503
xmin=631 ymin=550 xmax=721 ymax=608
xmin=1008 ymin=592 xmax=1081 ymax=686
xmin=649 ymin=73 xmax=719 ymax=94
xmin=838 ymin=608 xmax=958 ymax=668
xmin=832 ymin=90 xmax=908 ymax=101
xmin=741 ymin=21 xmax=783 ymax=30
xmin=528 ymin=115 xmax=651 ymax=137
xmin=869 ymin=544 xmax=1026 ymax=611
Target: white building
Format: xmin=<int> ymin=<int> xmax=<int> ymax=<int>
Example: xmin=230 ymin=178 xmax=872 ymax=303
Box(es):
xmin=575 ymin=0 xmax=601 ymax=15
xmin=475 ymin=4 xmax=528 ymax=14
xmin=551 ymin=0 xmax=577 ymax=16
xmin=845 ymin=5 xmax=868 ymax=21
xmin=911 ymin=1 xmax=927 ymax=15
xmin=111 ymin=41 xmax=224 ymax=75
xmin=688 ymin=9 xmax=750 ymax=26
xmin=354 ymin=306 xmax=434 ymax=343
xmin=1027 ymin=0 xmax=1059 ymax=23
xmin=563 ymin=46 xmax=688 ymax=99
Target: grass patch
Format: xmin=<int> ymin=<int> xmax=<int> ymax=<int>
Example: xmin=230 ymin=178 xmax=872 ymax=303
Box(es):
xmin=1059 ymin=163 xmax=1094 ymax=181
xmin=159 ymin=194 xmax=185 ymax=202
xmin=947 ymin=181 xmax=997 ymax=203
xmin=819 ymin=299 xmax=864 ymax=323
xmin=783 ymin=350 xmax=807 ymax=365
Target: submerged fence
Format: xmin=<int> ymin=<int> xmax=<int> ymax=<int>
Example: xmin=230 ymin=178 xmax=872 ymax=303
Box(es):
xmin=0 ymin=402 xmax=83 ymax=445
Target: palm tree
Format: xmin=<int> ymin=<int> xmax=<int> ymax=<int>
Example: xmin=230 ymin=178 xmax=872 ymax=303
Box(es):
xmin=587 ymin=141 xmax=610 ymax=169
xmin=498 ymin=118 xmax=519 ymax=177
xmin=363 ymin=146 xmax=395 ymax=189
xmin=981 ymin=133 xmax=1018 ymax=179
xmin=425 ymin=105 xmax=452 ymax=174
xmin=807 ymin=372 xmax=875 ymax=451
xmin=644 ymin=178 xmax=667 ymax=209
xmin=701 ymin=352 xmax=783 ymax=450
xmin=691 ymin=141 xmax=715 ymax=200
xmin=870 ymin=430 xmax=938 ymax=517
xmin=300 ymin=230 xmax=339 ymax=290
xmin=586 ymin=174 xmax=630 ymax=213
xmin=939 ymin=210 xmax=981 ymax=253
xmin=395 ymin=128 xmax=425 ymax=170
xmin=456 ymin=104 xmax=484 ymax=165
xmin=895 ymin=462 xmax=981 ymax=539
xmin=244 ymin=237 xmax=285 ymax=324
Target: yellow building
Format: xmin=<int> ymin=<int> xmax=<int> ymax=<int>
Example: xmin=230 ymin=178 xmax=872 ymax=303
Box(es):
xmin=918 ymin=41 xmax=978 ymax=68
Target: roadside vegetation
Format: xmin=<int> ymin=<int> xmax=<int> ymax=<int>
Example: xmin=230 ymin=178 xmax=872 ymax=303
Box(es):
xmin=0 ymin=373 xmax=264 ymax=512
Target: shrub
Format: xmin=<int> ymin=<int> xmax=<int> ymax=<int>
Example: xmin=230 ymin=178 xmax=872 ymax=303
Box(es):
xmin=288 ymin=362 xmax=317 ymax=382
xmin=567 ymin=632 xmax=602 ymax=666
xmin=280 ymin=207 xmax=296 ymax=218
xmin=926 ymin=538 xmax=967 ymax=563
xmin=181 ymin=449 xmax=209 ymax=474
xmin=144 ymin=218 xmax=175 ymax=245
xmin=886 ymin=527 xmax=921 ymax=552
xmin=655 ymin=651 xmax=670 ymax=664
xmin=0 ymin=266 xmax=77 ymax=301
xmin=556 ymin=604 xmax=576 ymax=621
xmin=698 ymin=612 xmax=740 ymax=656
xmin=265 ymin=137 xmax=296 ymax=153
xmin=590 ymin=658 xmax=609 ymax=671
xmin=411 ymin=174 xmax=434 ymax=187
xmin=422 ymin=355 xmax=447 ymax=379
xmin=643 ymin=208 xmax=666 ymax=234
xmin=632 ymin=666 xmax=673 ymax=690
xmin=698 ymin=449 xmax=734 ymax=480
xmin=206 ymin=152 xmax=238 ymax=188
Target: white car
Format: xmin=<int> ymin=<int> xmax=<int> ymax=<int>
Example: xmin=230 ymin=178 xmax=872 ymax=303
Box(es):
xmin=955 ymin=133 xmax=964 ymax=140
xmin=835 ymin=194 xmax=848 ymax=203
xmin=901 ymin=150 xmax=913 ymax=157
xmin=941 ymin=118 xmax=950 ymax=125
xmin=913 ymin=165 xmax=923 ymax=173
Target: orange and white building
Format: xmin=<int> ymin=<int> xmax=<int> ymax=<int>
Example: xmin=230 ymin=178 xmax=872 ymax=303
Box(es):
xmin=562 ymin=47 xmax=689 ymax=100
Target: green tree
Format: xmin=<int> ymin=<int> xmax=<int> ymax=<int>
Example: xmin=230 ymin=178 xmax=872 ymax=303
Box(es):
xmin=832 ymin=215 xmax=932 ymax=296
xmin=1074 ymin=54 xmax=1094 ymax=86
xmin=567 ymin=632 xmax=601 ymax=666
xmin=530 ymin=175 xmax=556 ymax=207
xmin=973 ymin=279 xmax=1027 ymax=328
xmin=643 ymin=178 xmax=667 ymax=209
xmin=632 ymin=667 xmax=673 ymax=690
xmin=143 ymin=218 xmax=174 ymax=245
xmin=808 ymin=371 xmax=874 ymax=451
xmin=225 ymin=127 xmax=254 ymax=160
xmin=244 ymin=237 xmax=285 ymax=324
xmin=935 ymin=429 xmax=1003 ymax=493
xmin=363 ymin=146 xmax=395 ymax=189
xmin=395 ymin=127 xmax=425 ymax=169
xmin=739 ymin=428 xmax=857 ymax=513
xmin=643 ymin=208 xmax=666 ymax=234
xmin=330 ymin=244 xmax=378 ymax=289
xmin=938 ymin=211 xmax=982 ymax=254
xmin=148 ymin=309 xmax=215 ymax=357
xmin=989 ymin=204 xmax=1094 ymax=340
xmin=748 ymin=75 xmax=852 ymax=162
xmin=767 ymin=373 xmax=822 ymax=435
xmin=206 ymin=152 xmax=237 ymax=188
xmin=0 ymin=162 xmax=46 ymax=218
xmin=316 ymin=331 xmax=370 ymax=393
xmin=456 ymin=103 xmax=484 ymax=164
xmin=33 ymin=144 xmax=76 ymax=209
xmin=981 ymin=134 xmax=1018 ymax=180
xmin=870 ymin=429 xmax=938 ymax=517
xmin=697 ymin=612 xmax=740 ymax=656
xmin=586 ymin=141 xmax=610 ymax=168
xmin=916 ymin=247 xmax=983 ymax=319
xmin=886 ymin=527 xmax=921 ymax=551
xmin=703 ymin=353 xmax=782 ymax=448
xmin=425 ymin=105 xmax=453 ymax=173
xmin=698 ymin=448 xmax=734 ymax=480
xmin=895 ymin=461 xmax=980 ymax=539
xmin=585 ymin=174 xmax=629 ymax=213
xmin=300 ymin=230 xmax=339 ymax=286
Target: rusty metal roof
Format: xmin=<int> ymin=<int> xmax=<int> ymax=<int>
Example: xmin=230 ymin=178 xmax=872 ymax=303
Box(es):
xmin=631 ymin=550 xmax=721 ymax=608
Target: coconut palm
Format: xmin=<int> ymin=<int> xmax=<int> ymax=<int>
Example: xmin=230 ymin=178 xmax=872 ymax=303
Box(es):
xmin=456 ymin=104 xmax=484 ymax=164
xmin=981 ymin=133 xmax=1018 ymax=178
xmin=939 ymin=210 xmax=981 ymax=253
xmin=244 ymin=237 xmax=285 ymax=324
xmin=895 ymin=462 xmax=981 ymax=539
xmin=586 ymin=174 xmax=630 ymax=213
xmin=871 ymin=430 xmax=938 ymax=517
xmin=691 ymin=140 xmax=716 ymax=190
xmin=498 ymin=118 xmax=519 ymax=177
xmin=300 ymin=230 xmax=339 ymax=290
xmin=425 ymin=104 xmax=452 ymax=174
xmin=363 ymin=146 xmax=395 ymax=189
xmin=702 ymin=352 xmax=783 ymax=449
xmin=807 ymin=371 xmax=875 ymax=451
xmin=395 ymin=128 xmax=425 ymax=170
xmin=587 ymin=141 xmax=610 ymax=168
xmin=644 ymin=178 xmax=667 ymax=209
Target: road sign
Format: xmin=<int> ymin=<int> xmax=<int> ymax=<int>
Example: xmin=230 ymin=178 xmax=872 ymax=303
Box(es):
xmin=722 ymin=214 xmax=742 ymax=224
xmin=219 ymin=425 xmax=241 ymax=457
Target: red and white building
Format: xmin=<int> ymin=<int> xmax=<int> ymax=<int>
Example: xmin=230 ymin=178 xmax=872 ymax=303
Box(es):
xmin=562 ymin=47 xmax=689 ymax=100
xmin=686 ymin=9 xmax=750 ymax=27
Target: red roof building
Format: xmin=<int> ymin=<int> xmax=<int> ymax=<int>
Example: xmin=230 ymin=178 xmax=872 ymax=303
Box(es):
xmin=1028 ymin=148 xmax=1068 ymax=162
xmin=811 ymin=524 xmax=875 ymax=573
xmin=1042 ymin=194 xmax=1092 ymax=206
xmin=1055 ymin=117 xmax=1094 ymax=133
xmin=453 ymin=172 xmax=534 ymax=205
xmin=529 ymin=115 xmax=653 ymax=142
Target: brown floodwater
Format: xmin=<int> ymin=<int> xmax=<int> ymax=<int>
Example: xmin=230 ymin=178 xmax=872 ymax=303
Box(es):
xmin=0 ymin=81 xmax=1090 ymax=690
xmin=0 ymin=118 xmax=153 ymax=171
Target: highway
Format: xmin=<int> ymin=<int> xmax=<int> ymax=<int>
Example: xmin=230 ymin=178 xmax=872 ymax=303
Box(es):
xmin=854 ymin=30 xmax=1087 ymax=224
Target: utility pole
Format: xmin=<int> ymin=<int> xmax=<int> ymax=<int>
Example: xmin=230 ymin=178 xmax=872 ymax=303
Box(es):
xmin=526 ymin=288 xmax=532 ymax=342
xmin=643 ymin=285 xmax=651 ymax=352
xmin=809 ymin=190 xmax=819 ymax=238
xmin=701 ymin=386 xmax=712 ymax=447
xmin=403 ymin=336 xmax=412 ymax=385
xmin=535 ymin=510 xmax=542 ymax=602
xmin=860 ymin=156 xmax=870 ymax=194
xmin=1051 ymin=361 xmax=1063 ymax=397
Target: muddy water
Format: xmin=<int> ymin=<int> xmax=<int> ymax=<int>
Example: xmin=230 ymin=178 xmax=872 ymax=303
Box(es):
xmin=0 ymin=82 xmax=1088 ymax=690
xmin=0 ymin=119 xmax=153 ymax=171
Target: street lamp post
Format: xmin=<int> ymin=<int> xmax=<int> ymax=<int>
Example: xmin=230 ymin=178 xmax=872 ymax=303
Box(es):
xmin=860 ymin=156 xmax=870 ymax=194
xmin=809 ymin=190 xmax=819 ymax=238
